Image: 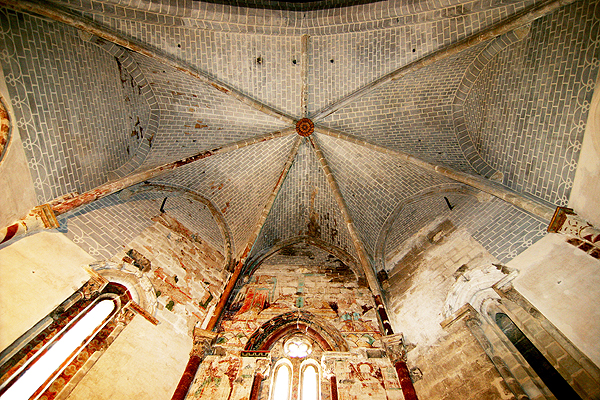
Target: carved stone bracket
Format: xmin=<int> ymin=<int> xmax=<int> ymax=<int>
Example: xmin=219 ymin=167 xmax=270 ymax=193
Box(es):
xmin=548 ymin=207 xmax=600 ymax=259
xmin=380 ymin=333 xmax=406 ymax=365
xmin=191 ymin=328 xmax=217 ymax=358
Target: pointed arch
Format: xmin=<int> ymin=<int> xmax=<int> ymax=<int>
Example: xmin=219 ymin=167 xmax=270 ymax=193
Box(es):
xmin=243 ymin=311 xmax=349 ymax=353
xmin=244 ymin=236 xmax=363 ymax=283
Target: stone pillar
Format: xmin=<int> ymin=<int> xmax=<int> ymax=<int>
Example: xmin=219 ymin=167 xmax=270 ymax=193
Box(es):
xmin=248 ymin=358 xmax=270 ymax=400
xmin=382 ymin=334 xmax=419 ymax=400
xmin=444 ymin=304 xmax=529 ymax=400
xmin=248 ymin=371 xmax=264 ymax=400
xmin=548 ymin=207 xmax=600 ymax=259
xmin=171 ymin=328 xmax=217 ymax=400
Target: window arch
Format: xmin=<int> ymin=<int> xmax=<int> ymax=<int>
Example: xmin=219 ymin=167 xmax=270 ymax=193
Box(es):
xmin=0 ymin=280 xmax=134 ymax=400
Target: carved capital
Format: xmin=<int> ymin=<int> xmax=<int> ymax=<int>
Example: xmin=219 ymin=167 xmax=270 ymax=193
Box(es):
xmin=381 ymin=333 xmax=406 ymax=364
xmin=191 ymin=328 xmax=217 ymax=357
xmin=80 ymin=275 xmax=108 ymax=299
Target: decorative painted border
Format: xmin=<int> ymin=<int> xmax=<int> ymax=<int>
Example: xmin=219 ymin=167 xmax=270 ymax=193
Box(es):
xmin=0 ymin=95 xmax=9 ymax=164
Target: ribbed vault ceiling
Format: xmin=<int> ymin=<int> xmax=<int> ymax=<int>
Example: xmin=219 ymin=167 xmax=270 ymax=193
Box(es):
xmin=1 ymin=0 xmax=596 ymax=283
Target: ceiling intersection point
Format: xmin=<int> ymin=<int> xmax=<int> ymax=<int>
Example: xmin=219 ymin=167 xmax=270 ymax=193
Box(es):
xmin=296 ymin=118 xmax=314 ymax=137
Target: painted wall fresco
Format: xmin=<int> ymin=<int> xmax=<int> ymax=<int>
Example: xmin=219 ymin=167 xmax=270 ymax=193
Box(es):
xmin=117 ymin=216 xmax=230 ymax=336
xmin=186 ymin=247 xmax=404 ymax=400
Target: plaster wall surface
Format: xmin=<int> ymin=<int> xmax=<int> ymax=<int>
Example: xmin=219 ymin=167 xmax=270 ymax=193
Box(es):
xmin=65 ymin=314 xmax=191 ymax=400
xmin=570 ymin=70 xmax=600 ymax=227
xmin=0 ymin=67 xmax=36 ymax=228
xmin=0 ymin=231 xmax=92 ymax=350
xmin=508 ymin=233 xmax=600 ymax=367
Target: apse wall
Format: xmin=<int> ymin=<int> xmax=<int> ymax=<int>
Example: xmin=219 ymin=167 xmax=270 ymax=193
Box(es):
xmin=0 ymin=9 xmax=151 ymax=203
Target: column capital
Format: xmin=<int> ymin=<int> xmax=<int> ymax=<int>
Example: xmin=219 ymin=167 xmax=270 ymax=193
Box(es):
xmin=381 ymin=333 xmax=406 ymax=364
xmin=191 ymin=328 xmax=217 ymax=357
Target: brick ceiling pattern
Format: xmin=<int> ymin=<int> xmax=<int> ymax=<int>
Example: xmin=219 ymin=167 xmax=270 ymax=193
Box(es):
xmin=1 ymin=0 xmax=598 ymax=273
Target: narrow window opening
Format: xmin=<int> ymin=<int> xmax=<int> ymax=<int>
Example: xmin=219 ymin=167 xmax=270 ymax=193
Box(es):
xmin=1 ymin=299 xmax=116 ymax=400
xmin=301 ymin=364 xmax=318 ymax=400
xmin=496 ymin=313 xmax=582 ymax=400
xmin=271 ymin=362 xmax=292 ymax=400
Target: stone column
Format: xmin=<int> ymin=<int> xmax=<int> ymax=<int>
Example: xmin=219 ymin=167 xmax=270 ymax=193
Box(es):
xmin=373 ymin=295 xmax=394 ymax=336
xmin=444 ymin=304 xmax=529 ymax=400
xmin=464 ymin=315 xmax=529 ymax=400
xmin=248 ymin=358 xmax=270 ymax=400
xmin=382 ymin=334 xmax=419 ymax=400
xmin=171 ymin=328 xmax=217 ymax=400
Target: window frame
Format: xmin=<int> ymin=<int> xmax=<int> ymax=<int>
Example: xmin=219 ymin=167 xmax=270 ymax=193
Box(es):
xmin=0 ymin=281 xmax=132 ymax=400
xmin=299 ymin=359 xmax=320 ymax=400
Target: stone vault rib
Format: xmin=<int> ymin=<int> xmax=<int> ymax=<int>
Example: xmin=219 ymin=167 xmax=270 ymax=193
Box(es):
xmin=0 ymin=129 xmax=296 ymax=246
xmin=307 ymin=135 xmax=382 ymax=296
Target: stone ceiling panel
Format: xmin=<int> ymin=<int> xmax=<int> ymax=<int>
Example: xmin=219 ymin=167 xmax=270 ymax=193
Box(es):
xmin=309 ymin=16 xmax=500 ymax=116
xmin=151 ymin=134 xmax=297 ymax=257
xmin=318 ymin=43 xmax=485 ymax=173
xmin=251 ymin=139 xmax=359 ymax=262
xmin=315 ymin=132 xmax=454 ymax=255
xmin=132 ymin=52 xmax=292 ymax=168
xmin=463 ymin=0 xmax=600 ymax=206
xmin=107 ymin=21 xmax=303 ymax=118
xmin=0 ymin=9 xmax=149 ymax=203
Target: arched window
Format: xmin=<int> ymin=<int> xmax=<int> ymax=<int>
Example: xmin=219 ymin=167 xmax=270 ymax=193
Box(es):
xmin=0 ymin=281 xmax=133 ymax=400
xmin=268 ymin=336 xmax=320 ymax=400
xmin=300 ymin=360 xmax=320 ymax=400
xmin=270 ymin=359 xmax=293 ymax=400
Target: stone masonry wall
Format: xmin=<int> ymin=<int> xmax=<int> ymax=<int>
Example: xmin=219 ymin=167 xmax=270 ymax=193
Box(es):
xmin=116 ymin=220 xmax=230 ymax=336
xmin=383 ymin=226 xmax=515 ymax=398
xmin=411 ymin=320 xmax=516 ymax=400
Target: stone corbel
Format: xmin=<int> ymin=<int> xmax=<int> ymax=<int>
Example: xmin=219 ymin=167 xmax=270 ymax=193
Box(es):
xmin=0 ymin=204 xmax=59 ymax=245
xmin=191 ymin=328 xmax=218 ymax=358
xmin=381 ymin=333 xmax=406 ymax=365
xmin=548 ymin=207 xmax=600 ymax=259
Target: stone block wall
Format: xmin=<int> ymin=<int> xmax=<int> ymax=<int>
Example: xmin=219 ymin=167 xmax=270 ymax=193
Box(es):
xmin=384 ymin=228 xmax=497 ymax=350
xmin=116 ymin=220 xmax=230 ymax=336
xmin=411 ymin=320 xmax=516 ymax=400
